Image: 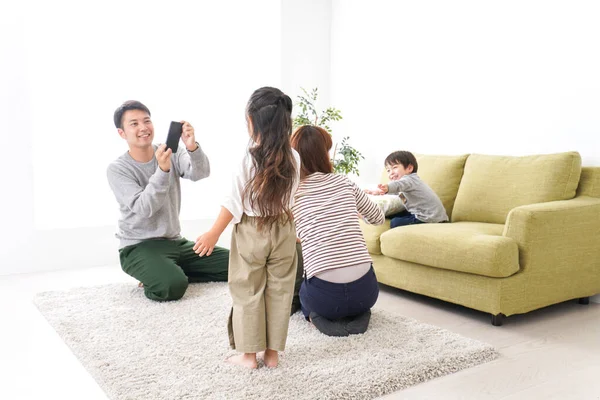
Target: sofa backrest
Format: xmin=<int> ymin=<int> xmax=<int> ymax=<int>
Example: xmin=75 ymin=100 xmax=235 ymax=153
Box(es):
xmin=577 ymin=167 xmax=600 ymax=198
xmin=452 ymin=151 xmax=582 ymax=224
xmin=380 ymin=154 xmax=468 ymax=219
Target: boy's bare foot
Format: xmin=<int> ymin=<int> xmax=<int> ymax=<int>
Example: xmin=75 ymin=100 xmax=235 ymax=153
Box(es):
xmin=263 ymin=349 xmax=278 ymax=368
xmin=226 ymin=353 xmax=257 ymax=369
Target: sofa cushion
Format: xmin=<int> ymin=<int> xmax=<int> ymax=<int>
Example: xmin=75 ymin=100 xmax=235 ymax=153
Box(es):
xmin=380 ymin=154 xmax=468 ymax=219
xmin=379 ymin=222 xmax=520 ymax=278
xmin=452 ymin=152 xmax=582 ymax=224
xmin=367 ymin=194 xmax=405 ymax=216
xmin=360 ymin=219 xmax=391 ymax=255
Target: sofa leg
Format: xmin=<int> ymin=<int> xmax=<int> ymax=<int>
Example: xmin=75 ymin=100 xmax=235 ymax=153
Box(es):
xmin=578 ymin=297 xmax=590 ymax=305
xmin=491 ymin=313 xmax=505 ymax=326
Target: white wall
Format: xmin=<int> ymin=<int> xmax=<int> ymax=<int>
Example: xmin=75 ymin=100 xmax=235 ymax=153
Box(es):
xmin=330 ymin=0 xmax=600 ymax=187
xmin=281 ymin=0 xmax=332 ymax=110
xmin=0 ymin=0 xmax=281 ymax=275
xmin=0 ymin=0 xmax=329 ymax=277
xmin=0 ymin=2 xmax=36 ymax=274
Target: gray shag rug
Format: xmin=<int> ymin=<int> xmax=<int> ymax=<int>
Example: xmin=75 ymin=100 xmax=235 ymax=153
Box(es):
xmin=34 ymin=282 xmax=498 ymax=400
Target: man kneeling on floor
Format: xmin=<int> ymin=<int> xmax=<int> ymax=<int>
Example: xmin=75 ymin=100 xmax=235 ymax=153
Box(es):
xmin=107 ymin=100 xmax=229 ymax=301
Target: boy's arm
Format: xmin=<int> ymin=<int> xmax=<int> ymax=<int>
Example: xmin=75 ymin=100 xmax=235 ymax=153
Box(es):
xmin=107 ymin=162 xmax=170 ymax=218
xmin=379 ymin=176 xmax=415 ymax=194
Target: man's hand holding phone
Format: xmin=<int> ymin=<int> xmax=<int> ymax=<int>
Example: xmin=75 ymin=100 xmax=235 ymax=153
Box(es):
xmin=156 ymin=145 xmax=172 ymax=172
xmin=181 ymin=121 xmax=198 ymax=151
xmin=165 ymin=120 xmax=197 ymax=153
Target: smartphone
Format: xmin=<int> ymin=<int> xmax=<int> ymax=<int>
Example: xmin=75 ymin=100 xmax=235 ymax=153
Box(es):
xmin=165 ymin=121 xmax=183 ymax=153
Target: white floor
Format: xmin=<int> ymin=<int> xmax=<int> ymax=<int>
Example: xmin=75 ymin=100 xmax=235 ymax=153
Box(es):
xmin=1 ymin=266 xmax=599 ymax=400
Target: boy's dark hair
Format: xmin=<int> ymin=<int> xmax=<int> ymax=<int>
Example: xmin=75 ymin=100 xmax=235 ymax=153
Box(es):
xmin=113 ymin=100 xmax=151 ymax=129
xmin=384 ymin=151 xmax=418 ymax=173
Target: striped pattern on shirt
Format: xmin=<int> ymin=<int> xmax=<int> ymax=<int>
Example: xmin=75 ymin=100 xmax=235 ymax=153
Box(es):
xmin=293 ymin=173 xmax=385 ymax=279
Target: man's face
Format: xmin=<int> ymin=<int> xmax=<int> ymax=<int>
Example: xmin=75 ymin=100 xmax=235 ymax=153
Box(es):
xmin=386 ymin=162 xmax=413 ymax=181
xmin=118 ymin=109 xmax=154 ymax=149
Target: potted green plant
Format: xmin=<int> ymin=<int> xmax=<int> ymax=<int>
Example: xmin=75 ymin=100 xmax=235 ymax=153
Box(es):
xmin=292 ymin=88 xmax=364 ymax=176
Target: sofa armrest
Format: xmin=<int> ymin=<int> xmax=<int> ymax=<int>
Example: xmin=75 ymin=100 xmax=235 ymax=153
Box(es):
xmin=503 ymin=196 xmax=600 ymax=275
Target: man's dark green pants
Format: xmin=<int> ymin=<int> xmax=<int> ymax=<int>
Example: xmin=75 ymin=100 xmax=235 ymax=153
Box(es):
xmin=119 ymin=238 xmax=229 ymax=301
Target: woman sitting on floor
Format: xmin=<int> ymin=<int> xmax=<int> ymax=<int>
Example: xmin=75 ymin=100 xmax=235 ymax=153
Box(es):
xmin=291 ymin=125 xmax=385 ymax=336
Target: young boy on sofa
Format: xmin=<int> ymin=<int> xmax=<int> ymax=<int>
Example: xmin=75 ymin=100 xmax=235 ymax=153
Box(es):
xmin=366 ymin=151 xmax=448 ymax=228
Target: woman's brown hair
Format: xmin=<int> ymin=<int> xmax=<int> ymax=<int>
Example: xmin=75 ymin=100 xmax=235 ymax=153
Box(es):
xmin=290 ymin=125 xmax=333 ymax=178
xmin=244 ymin=87 xmax=297 ymax=231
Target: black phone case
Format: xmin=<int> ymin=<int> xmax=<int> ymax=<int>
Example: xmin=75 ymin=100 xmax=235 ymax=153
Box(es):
xmin=165 ymin=121 xmax=183 ymax=153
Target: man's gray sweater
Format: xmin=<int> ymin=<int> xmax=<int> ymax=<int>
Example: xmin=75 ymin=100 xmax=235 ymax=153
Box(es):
xmin=107 ymin=144 xmax=209 ymax=249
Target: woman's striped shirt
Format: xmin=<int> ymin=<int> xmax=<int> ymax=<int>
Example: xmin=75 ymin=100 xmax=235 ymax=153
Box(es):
xmin=292 ymin=172 xmax=385 ymax=278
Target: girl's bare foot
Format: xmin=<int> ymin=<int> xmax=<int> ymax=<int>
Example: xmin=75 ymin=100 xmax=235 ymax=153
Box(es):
xmin=263 ymin=349 xmax=278 ymax=368
xmin=226 ymin=353 xmax=257 ymax=369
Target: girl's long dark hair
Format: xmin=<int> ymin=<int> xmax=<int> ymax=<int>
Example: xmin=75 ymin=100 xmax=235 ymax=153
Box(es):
xmin=244 ymin=87 xmax=297 ymax=231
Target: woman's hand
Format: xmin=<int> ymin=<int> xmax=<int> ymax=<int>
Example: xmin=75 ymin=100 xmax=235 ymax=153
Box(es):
xmin=364 ymin=188 xmax=384 ymax=196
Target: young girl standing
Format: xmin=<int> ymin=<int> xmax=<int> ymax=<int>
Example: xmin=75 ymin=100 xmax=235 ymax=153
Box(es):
xmin=193 ymin=87 xmax=300 ymax=369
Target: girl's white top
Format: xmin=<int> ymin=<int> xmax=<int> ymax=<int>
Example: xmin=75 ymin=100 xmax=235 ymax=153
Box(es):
xmin=223 ymin=148 xmax=301 ymax=224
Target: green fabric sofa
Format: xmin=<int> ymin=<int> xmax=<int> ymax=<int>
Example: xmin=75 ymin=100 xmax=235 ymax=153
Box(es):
xmin=360 ymin=151 xmax=600 ymax=325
